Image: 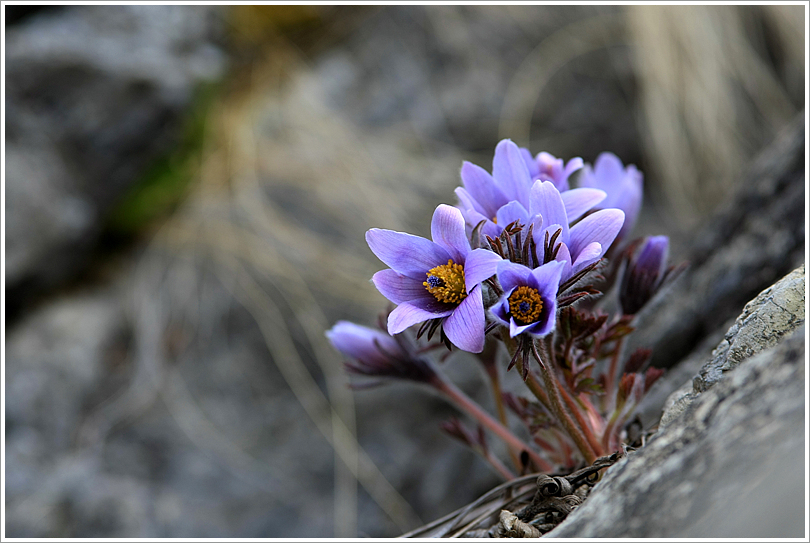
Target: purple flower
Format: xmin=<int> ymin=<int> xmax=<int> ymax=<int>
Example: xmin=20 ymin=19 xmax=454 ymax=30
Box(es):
xmin=619 ymin=236 xmax=670 ymax=315
xmin=579 ymin=153 xmax=643 ymax=240
xmin=456 ymin=139 xmax=604 ymax=240
xmin=491 ymin=260 xmax=565 ymax=337
xmin=520 ymin=148 xmax=583 ymax=192
xmin=366 ymin=204 xmax=502 ymax=353
xmin=530 ymin=180 xmax=625 ymax=280
xmin=455 ymin=139 xmax=532 ymax=239
xmin=326 ymin=321 xmax=437 ymax=384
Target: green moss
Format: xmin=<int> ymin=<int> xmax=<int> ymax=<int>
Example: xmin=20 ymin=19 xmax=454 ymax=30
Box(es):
xmin=105 ymin=80 xmax=221 ymax=237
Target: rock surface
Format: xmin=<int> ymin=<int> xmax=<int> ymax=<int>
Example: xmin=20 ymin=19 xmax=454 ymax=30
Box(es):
xmin=660 ymin=265 xmax=805 ymax=426
xmin=549 ymin=269 xmax=806 ymax=538
xmin=5 ymin=5 xmax=226 ymax=314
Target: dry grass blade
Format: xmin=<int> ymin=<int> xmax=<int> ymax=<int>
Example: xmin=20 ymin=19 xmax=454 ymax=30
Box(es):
xmin=400 ymin=473 xmax=540 ymax=538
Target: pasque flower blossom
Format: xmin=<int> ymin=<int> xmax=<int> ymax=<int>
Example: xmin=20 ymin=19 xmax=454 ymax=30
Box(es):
xmin=530 ymin=180 xmax=625 ymax=280
xmin=366 ymin=204 xmax=502 ymax=353
xmin=579 ymin=152 xmax=643 ymax=240
xmin=456 ymin=139 xmax=606 ymax=241
xmin=491 ymin=260 xmax=565 ymax=337
xmin=520 ymin=148 xmax=583 ymax=192
xmin=330 ymin=132 xmax=679 ymax=478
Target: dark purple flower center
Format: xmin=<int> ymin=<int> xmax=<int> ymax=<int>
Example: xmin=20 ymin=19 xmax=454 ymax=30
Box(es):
xmin=426 ymin=275 xmax=444 ymax=288
xmin=519 ymin=301 xmax=531 ymax=313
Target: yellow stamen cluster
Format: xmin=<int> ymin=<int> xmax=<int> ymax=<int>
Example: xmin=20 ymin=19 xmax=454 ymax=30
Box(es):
xmin=424 ymin=259 xmax=467 ymax=305
xmin=508 ymin=286 xmax=544 ymax=325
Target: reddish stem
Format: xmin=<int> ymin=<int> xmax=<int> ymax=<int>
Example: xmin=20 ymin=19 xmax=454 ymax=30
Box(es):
xmin=484 ymin=357 xmax=523 ymax=472
xmin=481 ymin=448 xmax=516 ymax=481
xmin=433 ymin=377 xmax=554 ymax=473
xmin=605 ymin=336 xmax=626 ymax=411
xmin=558 ymin=384 xmax=604 ymax=458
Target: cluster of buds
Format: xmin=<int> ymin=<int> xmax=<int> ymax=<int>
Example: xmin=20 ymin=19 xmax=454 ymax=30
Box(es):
xmin=328 ymin=139 xmax=681 ymax=476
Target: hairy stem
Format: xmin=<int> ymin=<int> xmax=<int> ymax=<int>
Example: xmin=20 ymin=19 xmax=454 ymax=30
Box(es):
xmin=531 ymin=342 xmax=598 ymax=464
xmin=501 ymin=330 xmax=552 ymax=410
xmin=540 ymin=335 xmax=604 ymax=457
xmin=558 ymin=384 xmax=604 ymax=458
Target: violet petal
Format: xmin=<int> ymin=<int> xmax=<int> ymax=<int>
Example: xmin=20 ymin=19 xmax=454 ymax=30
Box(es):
xmin=528 ymin=260 xmax=565 ymax=299
xmin=530 ymin=180 xmax=569 ymax=243
xmin=431 ymin=204 xmax=471 ymax=264
xmin=460 ymin=161 xmax=507 ymax=216
xmin=496 ymin=260 xmax=532 ymax=293
xmin=372 ymin=269 xmax=436 ymax=305
xmin=571 ymin=241 xmax=602 ymax=274
xmin=388 ymin=302 xmax=452 ymax=335
xmin=493 ymin=139 xmax=532 ymax=203
xmin=561 ymin=188 xmax=606 ymax=222
xmin=464 ymin=248 xmax=502 ymax=291
xmin=509 ymin=318 xmax=535 ymax=338
xmin=554 ymin=242 xmax=574 ymax=280
xmin=366 ymin=228 xmax=450 ymax=279
xmin=443 ymin=285 xmax=485 ymax=352
xmin=568 ymin=208 xmax=624 ymax=258
xmin=327 ymin=321 xmax=400 ymax=366
xmin=495 ymin=200 xmax=530 ymax=228
xmin=489 ymin=294 xmax=512 ymax=326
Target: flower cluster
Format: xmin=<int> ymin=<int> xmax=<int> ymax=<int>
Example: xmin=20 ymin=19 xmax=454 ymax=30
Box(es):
xmin=328 ymin=139 xmax=680 ymax=475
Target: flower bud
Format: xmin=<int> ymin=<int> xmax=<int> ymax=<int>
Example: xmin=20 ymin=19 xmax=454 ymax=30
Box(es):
xmin=620 ymin=236 xmax=670 ymax=315
xmin=327 ymin=321 xmax=437 ymax=385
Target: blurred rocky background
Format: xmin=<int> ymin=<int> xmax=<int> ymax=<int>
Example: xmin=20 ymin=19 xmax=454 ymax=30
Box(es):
xmin=4 ymin=5 xmax=805 ymax=538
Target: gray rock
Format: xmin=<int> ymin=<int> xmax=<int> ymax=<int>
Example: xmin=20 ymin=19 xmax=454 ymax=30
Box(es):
xmin=659 ymin=264 xmax=805 ymax=427
xmin=631 ymin=320 xmax=731 ymax=430
xmin=549 ymin=302 xmax=805 ymax=537
xmin=692 ymin=264 xmax=805 ymax=392
xmin=5 ymin=5 xmax=226 ymax=310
